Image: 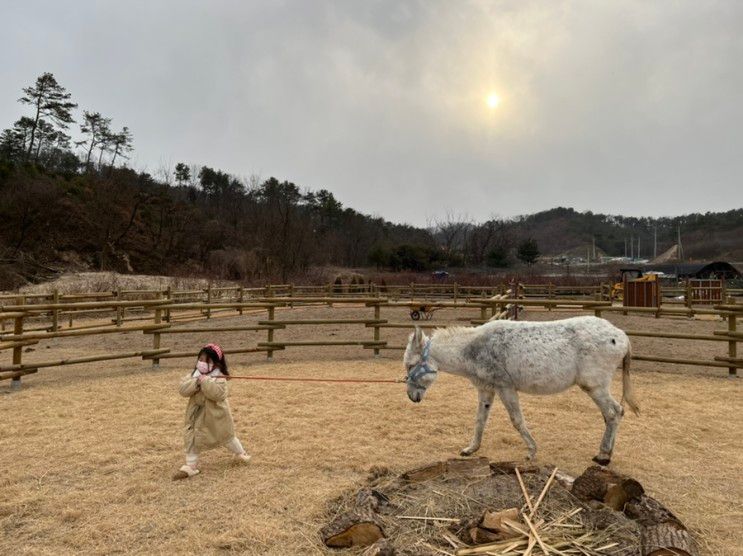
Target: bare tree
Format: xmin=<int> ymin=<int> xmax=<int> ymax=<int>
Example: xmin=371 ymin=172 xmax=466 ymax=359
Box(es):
xmin=432 ymin=210 xmax=472 ymax=264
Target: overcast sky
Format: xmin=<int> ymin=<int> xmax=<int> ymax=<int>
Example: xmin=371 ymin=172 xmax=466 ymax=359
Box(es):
xmin=1 ymin=1 xmax=741 ymax=226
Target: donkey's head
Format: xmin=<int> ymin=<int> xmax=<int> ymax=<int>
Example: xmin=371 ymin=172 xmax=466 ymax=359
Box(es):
xmin=403 ymin=327 xmax=438 ymax=403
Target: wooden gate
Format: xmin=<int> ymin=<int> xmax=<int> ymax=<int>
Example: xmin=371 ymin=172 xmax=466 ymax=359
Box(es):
xmin=623 ymin=278 xmax=661 ymax=308
xmin=687 ymin=279 xmax=724 ymax=305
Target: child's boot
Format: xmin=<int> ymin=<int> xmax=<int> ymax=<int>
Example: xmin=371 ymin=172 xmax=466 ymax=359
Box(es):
xmin=172 ymin=464 xmax=200 ymax=480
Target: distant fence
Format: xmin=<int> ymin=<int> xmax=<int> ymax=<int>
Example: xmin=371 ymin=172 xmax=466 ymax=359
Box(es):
xmin=1 ymin=284 xmax=740 ymax=389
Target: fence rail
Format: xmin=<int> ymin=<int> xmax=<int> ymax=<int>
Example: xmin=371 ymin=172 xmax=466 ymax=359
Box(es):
xmin=0 ymin=284 xmax=740 ymax=389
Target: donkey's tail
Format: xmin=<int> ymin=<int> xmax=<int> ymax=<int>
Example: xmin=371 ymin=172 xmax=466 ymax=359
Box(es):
xmin=622 ymin=343 xmax=640 ymax=416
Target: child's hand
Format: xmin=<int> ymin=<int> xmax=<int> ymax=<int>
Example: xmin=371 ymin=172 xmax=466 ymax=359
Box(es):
xmin=197 ymin=374 xmax=209 ymax=385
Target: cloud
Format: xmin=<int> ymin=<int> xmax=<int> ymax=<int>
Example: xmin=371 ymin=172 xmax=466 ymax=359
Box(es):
xmin=1 ymin=0 xmax=741 ymax=225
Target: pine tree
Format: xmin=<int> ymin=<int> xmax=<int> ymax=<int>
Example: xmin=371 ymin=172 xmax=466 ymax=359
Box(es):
xmin=108 ymin=127 xmax=133 ymax=167
xmin=517 ymin=238 xmax=540 ymax=267
xmin=78 ymin=111 xmax=111 ymax=166
xmin=19 ymin=72 xmax=77 ymax=159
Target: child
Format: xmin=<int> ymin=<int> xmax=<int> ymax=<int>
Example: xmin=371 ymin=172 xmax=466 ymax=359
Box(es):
xmin=173 ymin=343 xmax=251 ymax=480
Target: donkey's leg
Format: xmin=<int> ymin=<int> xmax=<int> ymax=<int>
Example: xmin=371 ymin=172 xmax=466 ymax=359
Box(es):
xmin=497 ymin=387 xmax=537 ymax=460
xmin=461 ymin=389 xmax=495 ymax=456
xmin=584 ymin=386 xmax=623 ymax=465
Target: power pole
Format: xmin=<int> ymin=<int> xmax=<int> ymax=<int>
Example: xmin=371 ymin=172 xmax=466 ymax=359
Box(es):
xmin=630 ymin=235 xmax=634 ymax=259
xmin=677 ymin=224 xmax=684 ymax=260
xmin=637 ymin=236 xmax=641 ymax=259
xmin=653 ymin=226 xmax=657 ymax=260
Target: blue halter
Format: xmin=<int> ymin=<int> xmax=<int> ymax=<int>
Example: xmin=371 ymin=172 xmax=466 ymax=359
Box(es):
xmin=407 ymin=339 xmax=437 ymax=385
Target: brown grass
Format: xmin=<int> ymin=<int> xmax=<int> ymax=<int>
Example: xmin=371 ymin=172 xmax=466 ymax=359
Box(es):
xmin=16 ymin=271 xmax=236 ymax=295
xmin=0 ymin=306 xmax=741 ymax=555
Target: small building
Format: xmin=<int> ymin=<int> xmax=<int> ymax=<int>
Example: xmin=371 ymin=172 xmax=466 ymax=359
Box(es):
xmin=645 ymin=261 xmax=741 ymax=280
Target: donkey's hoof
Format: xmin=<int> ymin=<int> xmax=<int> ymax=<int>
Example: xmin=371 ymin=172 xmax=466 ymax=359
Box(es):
xmin=592 ymin=455 xmax=611 ymax=466
xmin=460 ymin=446 xmax=478 ymax=456
xmin=526 ymin=451 xmax=537 ymax=461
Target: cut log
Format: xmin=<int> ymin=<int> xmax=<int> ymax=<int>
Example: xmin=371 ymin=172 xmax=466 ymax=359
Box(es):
xmin=321 ymin=511 xmax=385 ymax=548
xmin=604 ymin=479 xmax=645 ymax=511
xmin=642 ymin=522 xmax=699 ymax=556
xmin=479 ymin=508 xmax=520 ymax=534
xmin=361 ymin=538 xmax=395 ymax=556
xmin=489 ymin=461 xmax=541 ymax=475
xmin=572 ymin=465 xmax=620 ymax=501
xmin=401 ymin=461 xmax=446 ymax=482
xmin=468 ymin=526 xmax=503 ymax=544
xmin=447 ymin=457 xmax=491 ymax=477
xmin=572 ymin=465 xmax=644 ymax=509
xmin=625 ymin=495 xmax=684 ymax=528
xmin=401 ymin=457 xmax=491 ymax=482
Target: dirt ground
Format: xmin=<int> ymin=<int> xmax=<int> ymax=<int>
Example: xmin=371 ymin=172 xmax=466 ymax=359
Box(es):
xmin=1 ymin=305 xmax=741 ymax=555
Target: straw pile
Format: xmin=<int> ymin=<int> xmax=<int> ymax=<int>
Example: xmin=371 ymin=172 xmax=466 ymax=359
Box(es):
xmin=321 ymin=459 xmax=698 ymax=556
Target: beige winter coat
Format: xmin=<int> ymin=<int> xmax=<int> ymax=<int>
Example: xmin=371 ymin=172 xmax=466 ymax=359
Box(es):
xmin=179 ymin=373 xmax=235 ymax=452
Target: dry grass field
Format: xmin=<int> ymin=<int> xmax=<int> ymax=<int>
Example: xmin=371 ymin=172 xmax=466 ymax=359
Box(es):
xmin=1 ymin=305 xmax=741 ymax=555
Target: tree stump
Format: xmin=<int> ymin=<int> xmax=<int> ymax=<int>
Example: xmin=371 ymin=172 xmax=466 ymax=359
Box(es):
xmin=321 ymin=511 xmax=385 ymax=548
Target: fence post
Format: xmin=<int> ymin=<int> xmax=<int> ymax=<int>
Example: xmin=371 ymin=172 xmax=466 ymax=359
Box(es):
xmin=266 ymin=305 xmax=275 ymax=360
xmin=115 ymin=287 xmax=123 ymax=327
xmin=52 ymin=288 xmax=59 ymax=331
xmin=685 ymin=280 xmax=692 ymax=309
xmin=165 ymin=285 xmax=172 ymax=323
xmin=152 ymin=292 xmax=163 ymax=369
xmin=728 ymin=297 xmax=738 ymax=377
xmin=11 ymin=296 xmax=24 ymax=390
xmin=238 ymin=286 xmax=244 ymax=315
xmin=206 ymin=283 xmax=212 ymax=319
xmin=373 ymin=302 xmax=381 ymax=357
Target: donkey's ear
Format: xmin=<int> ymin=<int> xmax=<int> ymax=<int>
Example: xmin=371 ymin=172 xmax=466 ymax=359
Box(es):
xmin=413 ymin=326 xmax=424 ymax=349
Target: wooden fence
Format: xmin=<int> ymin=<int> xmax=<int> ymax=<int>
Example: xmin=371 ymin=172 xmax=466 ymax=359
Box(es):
xmin=1 ymin=287 xmax=740 ymax=389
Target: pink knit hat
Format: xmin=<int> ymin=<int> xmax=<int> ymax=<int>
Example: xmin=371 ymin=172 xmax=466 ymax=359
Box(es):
xmin=204 ymin=343 xmax=223 ymax=360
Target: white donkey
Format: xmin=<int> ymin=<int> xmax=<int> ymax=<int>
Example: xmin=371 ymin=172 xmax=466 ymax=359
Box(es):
xmin=403 ymin=316 xmax=639 ymax=465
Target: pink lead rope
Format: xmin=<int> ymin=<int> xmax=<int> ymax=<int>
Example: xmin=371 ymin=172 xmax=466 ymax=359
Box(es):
xmin=219 ymin=375 xmax=404 ymax=384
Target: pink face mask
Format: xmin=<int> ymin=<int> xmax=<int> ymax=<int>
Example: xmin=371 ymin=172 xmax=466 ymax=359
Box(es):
xmin=196 ymin=361 xmax=212 ymax=375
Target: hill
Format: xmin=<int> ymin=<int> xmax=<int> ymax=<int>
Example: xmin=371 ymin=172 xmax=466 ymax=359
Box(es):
xmin=2 ymin=72 xmax=741 ymax=288
xmin=508 ymin=207 xmax=743 ymax=261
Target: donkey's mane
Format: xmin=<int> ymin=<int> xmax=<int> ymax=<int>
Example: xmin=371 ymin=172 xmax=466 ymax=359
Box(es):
xmin=431 ymin=326 xmax=473 ymax=340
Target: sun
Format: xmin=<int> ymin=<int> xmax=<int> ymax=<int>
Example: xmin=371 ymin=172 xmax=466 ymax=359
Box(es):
xmin=486 ymin=92 xmax=500 ymax=109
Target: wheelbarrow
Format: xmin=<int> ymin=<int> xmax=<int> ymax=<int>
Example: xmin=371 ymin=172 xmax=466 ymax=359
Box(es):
xmin=410 ymin=304 xmax=440 ymax=320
